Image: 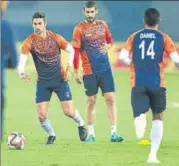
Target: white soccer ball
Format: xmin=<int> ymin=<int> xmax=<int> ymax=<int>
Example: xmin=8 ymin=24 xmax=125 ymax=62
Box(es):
xmin=7 ymin=132 xmax=25 ymax=150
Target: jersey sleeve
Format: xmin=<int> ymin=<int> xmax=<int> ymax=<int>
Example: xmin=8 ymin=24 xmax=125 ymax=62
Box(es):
xmin=123 ymin=33 xmax=135 ymax=53
xmin=21 ymin=36 xmax=32 ymax=55
xmin=101 ymin=20 xmax=113 ymax=44
xmin=52 ymin=33 xmax=68 ymax=50
xmin=163 ymin=34 xmax=176 ymax=55
xmin=73 ymin=26 xmax=82 ymax=49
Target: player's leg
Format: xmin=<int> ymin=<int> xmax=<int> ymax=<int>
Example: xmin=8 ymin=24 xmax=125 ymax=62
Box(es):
xmin=147 ymin=87 xmax=166 ymax=163
xmin=131 ymin=87 xmax=150 ymax=142
xmin=55 ymin=81 xmax=87 ymax=141
xmin=83 ymin=74 xmax=98 ymax=142
xmin=99 ymin=69 xmax=123 ymax=142
xmin=36 ymin=81 xmax=55 ymax=145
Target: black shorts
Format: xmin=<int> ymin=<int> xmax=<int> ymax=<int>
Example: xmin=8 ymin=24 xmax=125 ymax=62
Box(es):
xmin=131 ymin=87 xmax=166 ymax=117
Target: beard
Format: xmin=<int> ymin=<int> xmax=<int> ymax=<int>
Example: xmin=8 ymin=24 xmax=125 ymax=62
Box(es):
xmin=86 ymin=17 xmax=95 ymax=23
xmin=35 ymin=28 xmax=42 ymax=34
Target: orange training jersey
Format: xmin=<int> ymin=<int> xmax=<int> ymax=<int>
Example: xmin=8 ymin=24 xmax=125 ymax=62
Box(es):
xmin=73 ymin=20 xmax=113 ymax=75
xmin=21 ymin=31 xmax=68 ymax=80
xmin=123 ymin=29 xmax=176 ymax=87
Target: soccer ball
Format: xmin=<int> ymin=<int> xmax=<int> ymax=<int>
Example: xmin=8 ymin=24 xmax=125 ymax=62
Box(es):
xmin=7 ymin=132 xmax=25 ymax=150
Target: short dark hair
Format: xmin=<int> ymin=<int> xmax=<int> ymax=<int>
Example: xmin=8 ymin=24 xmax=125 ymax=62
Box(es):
xmin=32 ymin=12 xmax=46 ymax=22
xmin=144 ymin=8 xmax=160 ymax=26
xmin=84 ymin=1 xmax=97 ymax=9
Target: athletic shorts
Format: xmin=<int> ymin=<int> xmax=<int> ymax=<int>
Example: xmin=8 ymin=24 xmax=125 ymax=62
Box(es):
xmin=131 ymin=87 xmax=166 ymax=117
xmin=36 ymin=77 xmax=72 ymax=103
xmin=83 ymin=69 xmax=115 ymax=96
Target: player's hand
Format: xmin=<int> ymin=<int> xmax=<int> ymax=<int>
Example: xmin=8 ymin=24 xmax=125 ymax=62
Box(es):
xmin=64 ymin=66 xmax=71 ymax=82
xmin=99 ymin=43 xmax=111 ymax=55
xmin=20 ymin=73 xmax=31 ymax=81
xmin=75 ymin=71 xmax=82 ymax=84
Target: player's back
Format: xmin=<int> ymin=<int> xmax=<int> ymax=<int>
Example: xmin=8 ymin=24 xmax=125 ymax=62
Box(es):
xmin=131 ymin=29 xmax=167 ymax=87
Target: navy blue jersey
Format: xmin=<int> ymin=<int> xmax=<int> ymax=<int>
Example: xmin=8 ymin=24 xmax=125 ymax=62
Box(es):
xmin=124 ymin=29 xmax=176 ymax=87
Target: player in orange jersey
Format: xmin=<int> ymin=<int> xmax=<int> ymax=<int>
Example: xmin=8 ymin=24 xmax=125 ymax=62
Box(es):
xmin=18 ymin=12 xmax=87 ymax=145
xmin=73 ymin=1 xmax=124 ymax=142
xmin=119 ymin=8 xmax=179 ymax=163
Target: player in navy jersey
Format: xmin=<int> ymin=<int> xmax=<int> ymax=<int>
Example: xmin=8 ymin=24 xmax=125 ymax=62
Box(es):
xmin=1 ymin=1 xmax=18 ymax=141
xmin=18 ymin=12 xmax=87 ymax=144
xmin=119 ymin=8 xmax=179 ymax=163
xmin=73 ymin=1 xmax=124 ymax=142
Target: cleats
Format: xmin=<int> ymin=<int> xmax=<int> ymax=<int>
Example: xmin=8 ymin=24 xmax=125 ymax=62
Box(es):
xmin=147 ymin=153 xmax=160 ymax=164
xmin=110 ymin=133 xmax=124 ymax=142
xmin=46 ymin=136 xmax=56 ymax=145
xmin=85 ymin=135 xmax=96 ymax=142
xmin=78 ymin=126 xmax=87 ymax=141
xmin=138 ymin=139 xmax=150 ymax=145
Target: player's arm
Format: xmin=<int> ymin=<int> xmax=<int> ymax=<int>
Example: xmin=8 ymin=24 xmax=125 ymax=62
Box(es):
xmin=99 ymin=21 xmax=113 ymax=54
xmin=64 ymin=43 xmax=75 ymax=81
xmin=164 ymin=35 xmax=179 ymax=69
xmin=17 ymin=37 xmax=31 ymax=81
xmin=73 ymin=26 xmax=82 ymax=84
xmin=55 ymin=34 xmax=74 ymax=68
xmin=54 ymin=33 xmax=74 ymax=81
xmin=119 ymin=34 xmax=134 ymax=65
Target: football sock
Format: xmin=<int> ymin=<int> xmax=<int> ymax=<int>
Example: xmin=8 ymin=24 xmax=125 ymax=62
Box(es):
xmin=88 ymin=125 xmax=95 ymax=137
xmin=111 ymin=125 xmax=117 ymax=135
xmin=149 ymin=120 xmax=163 ymax=157
xmin=134 ymin=113 xmax=147 ymax=139
xmin=40 ymin=119 xmax=56 ymax=136
xmin=73 ymin=110 xmax=85 ymax=127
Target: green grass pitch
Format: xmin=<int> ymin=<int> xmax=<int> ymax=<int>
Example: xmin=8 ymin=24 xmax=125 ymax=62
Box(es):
xmin=1 ymin=70 xmax=179 ymax=166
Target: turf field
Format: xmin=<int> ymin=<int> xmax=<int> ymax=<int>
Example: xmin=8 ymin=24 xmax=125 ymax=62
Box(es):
xmin=1 ymin=70 xmax=179 ymax=166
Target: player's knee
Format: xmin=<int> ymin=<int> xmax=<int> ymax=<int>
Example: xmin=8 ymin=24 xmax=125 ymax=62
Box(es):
xmin=105 ymin=95 xmax=115 ymax=106
xmin=153 ymin=112 xmax=163 ymax=120
xmin=87 ymin=96 xmax=96 ymax=108
xmin=61 ymin=101 xmax=74 ymax=117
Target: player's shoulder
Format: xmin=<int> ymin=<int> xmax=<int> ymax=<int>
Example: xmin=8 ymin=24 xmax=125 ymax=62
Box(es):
xmin=158 ymin=30 xmax=172 ymax=40
xmin=23 ymin=33 xmax=35 ymax=43
xmin=74 ymin=21 xmax=86 ymax=29
xmin=48 ymin=30 xmax=59 ymax=37
xmin=47 ymin=30 xmax=67 ymax=42
xmin=97 ymin=19 xmax=107 ymax=25
xmin=73 ymin=21 xmax=86 ymax=33
xmin=128 ymin=29 xmax=143 ymax=39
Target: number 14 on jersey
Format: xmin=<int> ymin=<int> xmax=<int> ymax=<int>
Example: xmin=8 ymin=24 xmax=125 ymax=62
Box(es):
xmin=139 ymin=40 xmax=155 ymax=60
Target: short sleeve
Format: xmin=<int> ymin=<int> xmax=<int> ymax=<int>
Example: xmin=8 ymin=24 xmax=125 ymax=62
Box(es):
xmin=163 ymin=34 xmax=176 ymax=55
xmin=73 ymin=26 xmax=82 ymax=49
xmin=21 ymin=36 xmax=32 ymax=55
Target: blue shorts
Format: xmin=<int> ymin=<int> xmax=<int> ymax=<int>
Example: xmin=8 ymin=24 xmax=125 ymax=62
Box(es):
xmin=36 ymin=77 xmax=72 ymax=103
xmin=131 ymin=87 xmax=166 ymax=117
xmin=83 ymin=69 xmax=115 ymax=96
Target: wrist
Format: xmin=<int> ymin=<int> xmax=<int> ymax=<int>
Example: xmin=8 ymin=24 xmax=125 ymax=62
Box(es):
xmin=74 ymin=69 xmax=80 ymax=74
xmin=66 ymin=65 xmax=72 ymax=72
